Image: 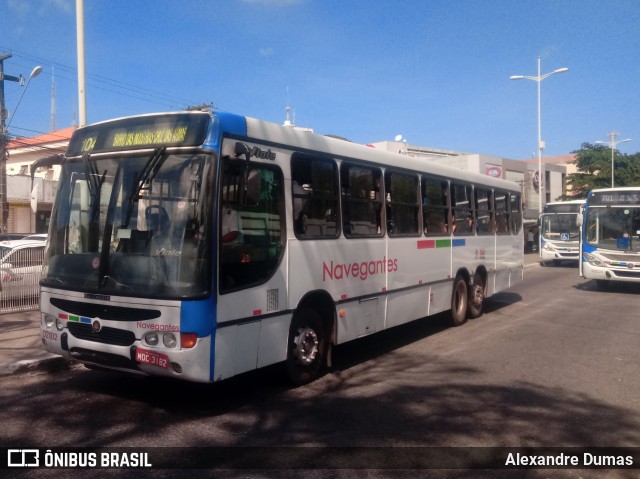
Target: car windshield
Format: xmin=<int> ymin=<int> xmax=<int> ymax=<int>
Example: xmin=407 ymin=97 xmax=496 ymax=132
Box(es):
xmin=585 ymin=206 xmax=640 ymax=252
xmin=42 ymin=149 xmax=214 ymax=299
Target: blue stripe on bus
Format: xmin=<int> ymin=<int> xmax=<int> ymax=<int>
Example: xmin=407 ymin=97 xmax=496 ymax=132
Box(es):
xmin=192 ymin=111 xmax=247 ymax=381
xmin=210 ymin=112 xmax=247 ymax=148
xmin=452 ymin=239 xmax=466 ymax=247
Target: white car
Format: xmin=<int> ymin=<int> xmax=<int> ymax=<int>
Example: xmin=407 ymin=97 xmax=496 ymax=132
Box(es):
xmin=0 ymin=240 xmax=46 ymax=301
xmin=23 ymin=233 xmax=48 ymax=241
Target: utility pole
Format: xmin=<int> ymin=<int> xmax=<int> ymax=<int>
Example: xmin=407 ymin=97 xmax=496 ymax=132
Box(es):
xmin=0 ymin=53 xmax=26 ymax=233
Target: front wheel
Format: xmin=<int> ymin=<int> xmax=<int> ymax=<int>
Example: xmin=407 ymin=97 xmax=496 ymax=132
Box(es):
xmin=286 ymin=309 xmax=326 ymax=386
xmin=451 ymin=276 xmax=469 ymax=327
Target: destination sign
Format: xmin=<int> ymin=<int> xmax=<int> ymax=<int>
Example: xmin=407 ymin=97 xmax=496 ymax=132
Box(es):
xmin=543 ymin=203 xmax=582 ymax=214
xmin=67 ymin=113 xmax=210 ymax=156
xmin=588 ymin=190 xmax=640 ymax=206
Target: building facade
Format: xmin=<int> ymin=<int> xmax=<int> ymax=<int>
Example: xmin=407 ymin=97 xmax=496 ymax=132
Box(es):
xmin=5 ymin=127 xmax=74 ymax=233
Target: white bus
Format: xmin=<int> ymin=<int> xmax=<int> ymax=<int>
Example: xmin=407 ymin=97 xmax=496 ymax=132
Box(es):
xmin=539 ymin=199 xmax=585 ymax=265
xmin=40 ymin=111 xmax=523 ymax=384
xmin=580 ymin=187 xmax=640 ymax=289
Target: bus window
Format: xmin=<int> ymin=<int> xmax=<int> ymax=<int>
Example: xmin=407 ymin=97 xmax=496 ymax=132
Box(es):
xmin=385 ymin=171 xmax=419 ymax=236
xmin=495 ymin=191 xmax=509 ymax=234
xmin=422 ymin=177 xmax=449 ymax=235
xmin=219 ymin=159 xmax=285 ymax=293
xmin=451 ymin=182 xmax=474 ymax=235
xmin=510 ymin=193 xmax=522 ymax=233
xmin=476 ymin=188 xmax=494 ymax=235
xmin=291 ymin=156 xmax=339 ymax=238
xmin=340 ymin=164 xmax=383 ymax=237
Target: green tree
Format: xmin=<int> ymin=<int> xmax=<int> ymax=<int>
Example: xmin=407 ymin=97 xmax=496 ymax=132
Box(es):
xmin=567 ymin=143 xmax=640 ymax=198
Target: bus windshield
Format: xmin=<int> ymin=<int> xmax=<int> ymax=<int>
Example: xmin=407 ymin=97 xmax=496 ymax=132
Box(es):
xmin=540 ymin=213 xmax=580 ymax=240
xmin=42 ymin=149 xmax=213 ymax=298
xmin=585 ymin=206 xmax=640 ymax=252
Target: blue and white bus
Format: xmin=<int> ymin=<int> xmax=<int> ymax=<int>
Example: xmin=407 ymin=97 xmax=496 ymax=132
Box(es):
xmin=40 ymin=111 xmax=523 ymax=384
xmin=539 ymin=199 xmax=585 ymax=265
xmin=580 ymin=187 xmax=640 ymax=289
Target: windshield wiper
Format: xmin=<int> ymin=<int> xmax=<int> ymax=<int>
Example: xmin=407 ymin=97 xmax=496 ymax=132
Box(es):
xmin=123 ymin=147 xmax=167 ymax=227
xmin=82 ymin=153 xmax=107 ymax=198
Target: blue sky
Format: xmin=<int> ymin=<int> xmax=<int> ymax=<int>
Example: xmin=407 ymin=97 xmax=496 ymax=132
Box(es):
xmin=1 ymin=0 xmax=639 ymax=159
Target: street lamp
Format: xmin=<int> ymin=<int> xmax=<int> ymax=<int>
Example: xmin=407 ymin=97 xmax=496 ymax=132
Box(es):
xmin=595 ymin=132 xmax=631 ymax=188
xmin=510 ymin=56 xmax=569 ymax=216
xmin=6 ymin=66 xmax=43 ymax=128
xmin=0 ymin=54 xmax=43 ymax=232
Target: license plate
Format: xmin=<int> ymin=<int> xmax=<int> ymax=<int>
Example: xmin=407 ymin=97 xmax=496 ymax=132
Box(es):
xmin=135 ymin=348 xmax=169 ymax=369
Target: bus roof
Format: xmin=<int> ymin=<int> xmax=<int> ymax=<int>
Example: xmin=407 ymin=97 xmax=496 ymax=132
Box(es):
xmin=68 ymin=110 xmax=521 ymax=193
xmin=242 ymin=115 xmax=521 ymax=193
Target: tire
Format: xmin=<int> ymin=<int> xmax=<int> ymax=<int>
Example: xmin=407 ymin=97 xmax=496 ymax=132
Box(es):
xmin=467 ymin=273 xmax=485 ymax=319
xmin=285 ymin=308 xmax=326 ymax=386
xmin=451 ymin=276 xmax=469 ymax=326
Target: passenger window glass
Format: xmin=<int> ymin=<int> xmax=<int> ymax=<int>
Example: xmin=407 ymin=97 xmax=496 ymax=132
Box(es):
xmin=386 ymin=172 xmax=419 ymax=236
xmin=476 ymin=188 xmax=494 ymax=235
xmin=510 ymin=193 xmax=522 ymax=233
xmin=291 ymin=157 xmax=339 ymax=238
xmin=451 ymin=183 xmax=474 ymax=235
xmin=495 ymin=191 xmax=510 ymax=234
xmin=422 ymin=177 xmax=449 ymax=235
xmin=340 ymin=164 xmax=383 ymax=237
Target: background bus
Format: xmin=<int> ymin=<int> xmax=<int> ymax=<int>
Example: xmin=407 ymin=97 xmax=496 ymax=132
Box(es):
xmin=40 ymin=110 xmax=523 ymax=385
xmin=580 ymin=187 xmax=640 ymax=289
xmin=539 ymin=199 xmax=585 ymax=266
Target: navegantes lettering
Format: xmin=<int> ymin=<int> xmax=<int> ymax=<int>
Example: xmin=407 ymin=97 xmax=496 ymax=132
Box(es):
xmin=322 ymin=257 xmax=398 ymax=281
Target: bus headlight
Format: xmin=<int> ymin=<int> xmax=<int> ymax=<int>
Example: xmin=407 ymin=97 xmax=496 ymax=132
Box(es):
xmin=55 ymin=318 xmax=65 ymax=331
xmin=543 ymin=243 xmax=556 ymax=251
xmin=163 ymin=333 xmax=177 ymax=348
xmin=145 ymin=332 xmax=159 ymax=346
xmin=584 ymin=253 xmax=603 ymax=267
xmin=44 ymin=314 xmax=55 ymax=329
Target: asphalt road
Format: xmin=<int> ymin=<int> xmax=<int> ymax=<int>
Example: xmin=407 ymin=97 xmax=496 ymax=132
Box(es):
xmin=1 ymin=264 xmax=640 ymax=478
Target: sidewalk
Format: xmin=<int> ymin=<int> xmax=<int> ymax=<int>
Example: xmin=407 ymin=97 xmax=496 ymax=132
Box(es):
xmin=0 ymin=308 xmax=74 ymax=377
xmin=0 ymin=255 xmax=541 ymax=377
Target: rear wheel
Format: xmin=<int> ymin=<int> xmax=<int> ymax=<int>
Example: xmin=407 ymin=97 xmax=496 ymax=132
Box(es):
xmin=451 ymin=276 xmax=469 ymax=326
xmin=467 ymin=273 xmax=485 ymax=319
xmin=285 ymin=308 xmax=326 ymax=386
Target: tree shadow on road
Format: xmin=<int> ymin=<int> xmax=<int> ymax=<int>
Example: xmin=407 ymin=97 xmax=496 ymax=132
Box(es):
xmin=1 ymin=295 xmax=638 ymax=456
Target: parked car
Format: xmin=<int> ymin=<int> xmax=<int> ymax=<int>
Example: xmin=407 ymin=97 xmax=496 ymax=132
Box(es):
xmin=0 ymin=240 xmax=46 ymax=301
xmin=22 ymin=233 xmax=48 ymax=241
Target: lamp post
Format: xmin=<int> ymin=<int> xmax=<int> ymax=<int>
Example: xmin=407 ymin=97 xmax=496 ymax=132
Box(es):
xmin=0 ymin=54 xmax=43 ymax=232
xmin=510 ymin=56 xmax=569 ymax=216
xmin=595 ymin=132 xmax=631 ymax=188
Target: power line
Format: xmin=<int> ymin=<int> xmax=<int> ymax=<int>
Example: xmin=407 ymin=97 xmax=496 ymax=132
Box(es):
xmin=0 ymin=46 xmax=204 ymax=109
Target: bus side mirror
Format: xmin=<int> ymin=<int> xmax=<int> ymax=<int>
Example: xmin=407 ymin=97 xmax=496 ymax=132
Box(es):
xmin=235 ymin=142 xmax=251 ymax=162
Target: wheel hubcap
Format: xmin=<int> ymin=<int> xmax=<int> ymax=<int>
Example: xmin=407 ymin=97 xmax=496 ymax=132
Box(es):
xmin=293 ymin=327 xmax=319 ymax=365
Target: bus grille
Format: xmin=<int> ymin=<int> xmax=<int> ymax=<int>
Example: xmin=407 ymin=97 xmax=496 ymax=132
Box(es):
xmin=614 ymin=270 xmax=640 ymax=278
xmin=51 ymin=298 xmax=161 ymax=321
xmin=68 ymin=322 xmax=136 ymax=346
